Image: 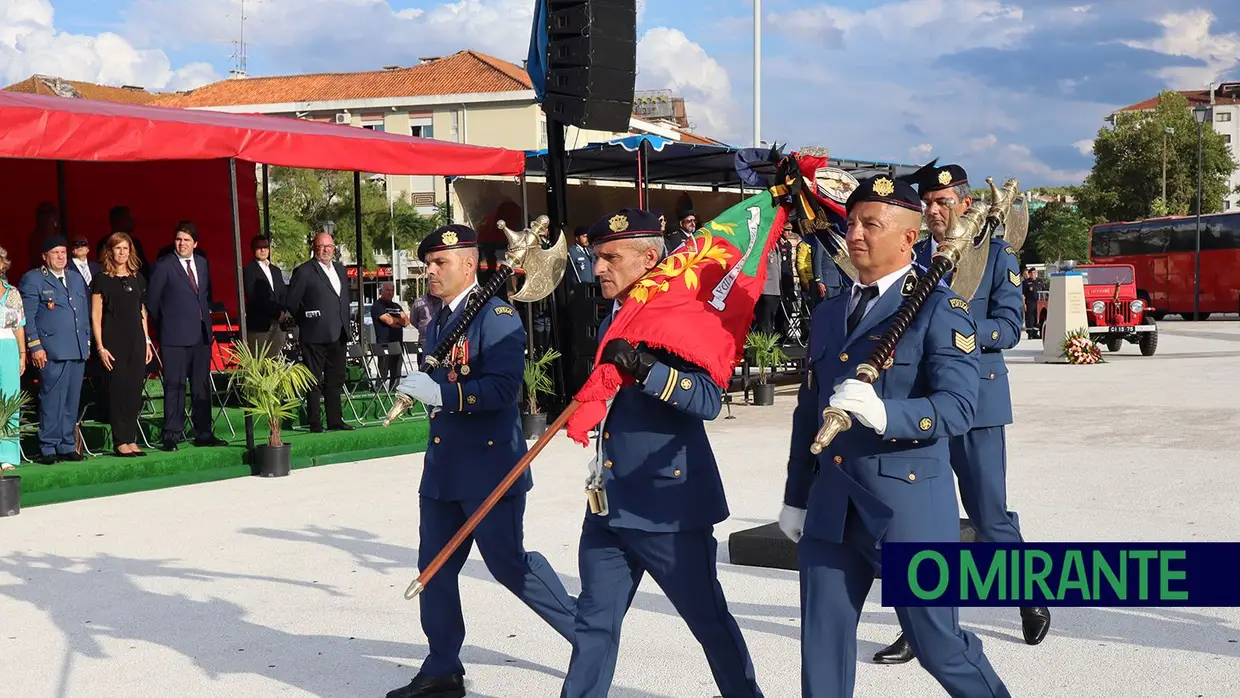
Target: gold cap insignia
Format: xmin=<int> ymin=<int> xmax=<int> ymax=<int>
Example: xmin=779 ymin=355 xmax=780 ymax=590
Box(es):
xmin=442 ymin=231 xmax=459 ymax=245
xmin=919 ymin=417 xmax=933 ymax=431
xmin=873 ymin=177 xmax=895 ymax=197
xmin=609 ymin=214 xmax=629 ymax=232
xmin=938 ymin=170 xmax=952 ymax=186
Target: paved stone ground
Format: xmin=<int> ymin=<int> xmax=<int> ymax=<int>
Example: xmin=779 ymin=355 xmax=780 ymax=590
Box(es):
xmin=2 ymin=319 xmax=1239 ymax=697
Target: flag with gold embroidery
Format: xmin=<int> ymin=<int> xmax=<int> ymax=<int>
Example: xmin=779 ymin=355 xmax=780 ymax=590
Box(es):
xmin=565 ymin=189 xmax=787 ymax=445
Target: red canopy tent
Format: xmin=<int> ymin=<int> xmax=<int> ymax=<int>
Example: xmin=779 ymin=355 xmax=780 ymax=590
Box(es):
xmin=0 ymin=91 xmax=525 ymax=319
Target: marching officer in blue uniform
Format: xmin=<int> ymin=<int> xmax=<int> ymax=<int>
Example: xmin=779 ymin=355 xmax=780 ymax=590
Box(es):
xmin=19 ymin=235 xmax=91 ymax=464
xmin=386 ymin=225 xmax=577 ymax=698
xmin=778 ymin=176 xmax=1010 ymax=697
xmin=566 ymin=226 xmax=596 ymax=289
xmin=873 ymin=163 xmax=1049 ymax=665
xmin=561 ymin=209 xmax=763 ymax=698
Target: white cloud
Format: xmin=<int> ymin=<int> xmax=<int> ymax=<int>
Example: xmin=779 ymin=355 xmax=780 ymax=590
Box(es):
xmin=970 ymin=134 xmax=999 ymax=152
xmin=636 ymin=27 xmax=735 ymax=137
xmin=995 ymin=143 xmax=1090 ymax=184
xmin=0 ymin=0 xmax=217 ymax=90
xmin=1122 ymin=10 xmax=1240 ymax=88
xmin=778 ymin=0 xmax=1028 ymax=55
xmin=1073 ymin=139 xmax=1095 ymax=155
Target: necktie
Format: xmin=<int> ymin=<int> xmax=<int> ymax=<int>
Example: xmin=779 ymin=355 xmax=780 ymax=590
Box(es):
xmin=185 ymin=259 xmax=199 ymax=294
xmin=846 ymin=285 xmax=879 ymax=335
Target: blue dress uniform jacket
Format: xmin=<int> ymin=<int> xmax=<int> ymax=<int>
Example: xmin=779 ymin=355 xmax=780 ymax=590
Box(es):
xmin=19 ymin=266 xmax=91 ymax=361
xmin=784 ymin=273 xmax=1009 ymax=698
xmin=590 ymin=312 xmax=730 ymax=533
xmin=19 ymin=266 xmax=91 ymax=457
xmin=414 ymin=289 xmax=577 ymax=680
xmin=419 ymin=292 xmax=530 ymax=501
xmin=561 ymin=310 xmax=762 ymax=698
xmin=968 ymin=238 xmax=1023 ymax=428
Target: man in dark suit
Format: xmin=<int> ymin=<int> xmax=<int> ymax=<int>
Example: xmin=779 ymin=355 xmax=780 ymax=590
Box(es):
xmin=284 ymin=231 xmax=354 ymax=432
xmin=19 ymin=235 xmax=92 ymax=464
xmin=68 ymin=237 xmax=102 ymax=288
xmin=147 ymin=222 xmax=227 ymax=451
xmin=241 ymin=236 xmax=288 ymax=359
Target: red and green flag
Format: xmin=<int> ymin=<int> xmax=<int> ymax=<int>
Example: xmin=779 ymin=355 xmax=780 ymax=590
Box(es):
xmin=565 ymin=189 xmax=789 ymax=445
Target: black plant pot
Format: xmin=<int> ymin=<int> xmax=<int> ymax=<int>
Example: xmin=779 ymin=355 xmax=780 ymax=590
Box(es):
xmin=252 ymin=444 xmax=291 ymax=478
xmin=0 ymin=475 xmax=20 ymax=517
xmin=753 ymin=383 xmax=776 ymax=406
xmin=522 ymin=412 xmax=548 ymax=439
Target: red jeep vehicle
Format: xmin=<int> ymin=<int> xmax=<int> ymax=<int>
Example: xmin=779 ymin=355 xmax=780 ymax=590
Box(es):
xmin=1078 ymin=263 xmax=1158 ymax=356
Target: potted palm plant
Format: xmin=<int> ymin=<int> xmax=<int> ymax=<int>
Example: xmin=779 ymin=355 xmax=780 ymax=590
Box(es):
xmin=230 ymin=341 xmax=316 ymax=477
xmin=522 ymin=346 xmax=561 ymax=438
xmin=745 ymin=331 xmax=788 ymax=406
xmin=0 ymin=389 xmax=31 ymax=517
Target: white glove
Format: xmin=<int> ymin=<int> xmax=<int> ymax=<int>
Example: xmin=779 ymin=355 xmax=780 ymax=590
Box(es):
xmin=778 ymin=505 xmax=807 ymax=542
xmin=829 ymin=379 xmax=887 ymax=435
xmin=396 ymin=371 xmax=443 ymax=407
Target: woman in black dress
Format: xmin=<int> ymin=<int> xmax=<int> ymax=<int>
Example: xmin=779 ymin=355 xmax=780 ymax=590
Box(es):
xmin=91 ymin=233 xmax=153 ymax=457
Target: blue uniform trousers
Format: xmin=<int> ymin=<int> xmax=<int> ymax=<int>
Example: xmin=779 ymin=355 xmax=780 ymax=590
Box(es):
xmin=418 ymin=494 xmax=577 ymax=677
xmin=37 ymin=359 xmax=85 ymax=456
xmin=951 ymin=426 xmax=1024 ymax=545
xmin=561 ymin=517 xmax=762 ymax=698
xmin=798 ymin=535 xmax=1009 ymax=697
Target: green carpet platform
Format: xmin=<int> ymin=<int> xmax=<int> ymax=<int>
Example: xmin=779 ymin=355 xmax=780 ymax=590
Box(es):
xmin=11 ymin=374 xmax=431 ymax=509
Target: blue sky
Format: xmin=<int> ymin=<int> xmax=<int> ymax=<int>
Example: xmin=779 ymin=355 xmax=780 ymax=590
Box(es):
xmin=4 ymin=0 xmax=1240 ymax=187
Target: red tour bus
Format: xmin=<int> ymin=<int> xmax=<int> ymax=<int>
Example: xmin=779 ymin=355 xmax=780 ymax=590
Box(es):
xmin=1089 ymin=212 xmax=1240 ymax=320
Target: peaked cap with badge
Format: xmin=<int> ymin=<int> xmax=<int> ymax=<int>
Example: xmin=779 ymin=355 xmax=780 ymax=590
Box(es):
xmin=586 ymin=208 xmax=664 ymax=246
xmin=902 ymin=158 xmax=970 ymax=197
xmin=418 ymin=224 xmax=479 ymax=262
xmin=845 ymin=175 xmax=924 ymax=214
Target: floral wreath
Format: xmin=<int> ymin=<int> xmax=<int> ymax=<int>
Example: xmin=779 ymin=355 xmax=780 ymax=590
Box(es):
xmin=1060 ymin=327 xmax=1104 ymax=365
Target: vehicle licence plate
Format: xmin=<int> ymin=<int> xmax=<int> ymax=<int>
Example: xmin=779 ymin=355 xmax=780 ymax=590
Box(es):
xmin=1108 ymin=326 xmax=1135 ymax=333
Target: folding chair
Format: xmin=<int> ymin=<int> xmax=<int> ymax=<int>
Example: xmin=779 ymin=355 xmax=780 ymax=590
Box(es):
xmin=207 ymin=302 xmax=241 ymax=439
xmin=341 ymin=343 xmax=377 ymax=426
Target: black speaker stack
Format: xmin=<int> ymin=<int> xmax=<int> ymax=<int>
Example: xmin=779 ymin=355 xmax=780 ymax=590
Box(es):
xmin=542 ymin=0 xmax=638 ymax=133
xmin=560 ymin=283 xmax=611 ymax=395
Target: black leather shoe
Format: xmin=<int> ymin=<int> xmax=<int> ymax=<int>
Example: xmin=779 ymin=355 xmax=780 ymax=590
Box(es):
xmin=327 ymin=423 xmax=355 ymax=432
xmin=385 ymin=672 xmax=465 ymax=698
xmin=308 ymin=425 xmax=325 ymax=434
xmin=873 ymin=633 xmax=914 ymax=664
xmin=112 ymin=449 xmax=137 ymax=458
xmin=161 ymin=441 xmax=179 ymax=452
xmin=59 ymin=453 xmax=86 ymax=462
xmin=37 ymin=454 xmax=59 ymax=465
xmin=194 ymin=436 xmax=229 ymax=447
xmin=1020 ymin=606 xmax=1050 ymax=645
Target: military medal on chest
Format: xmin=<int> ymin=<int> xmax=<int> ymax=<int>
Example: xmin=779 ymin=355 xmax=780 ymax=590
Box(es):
xmin=446 ymin=336 xmax=470 ymax=382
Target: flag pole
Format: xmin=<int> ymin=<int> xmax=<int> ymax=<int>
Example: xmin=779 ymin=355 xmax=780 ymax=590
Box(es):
xmin=404 ymin=400 xmax=581 ymax=599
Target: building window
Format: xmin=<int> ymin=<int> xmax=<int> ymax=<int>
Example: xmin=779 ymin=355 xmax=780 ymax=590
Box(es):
xmin=1225 ymin=201 xmax=1231 ymax=211
xmin=1225 ymin=134 xmax=1232 ymax=144
xmin=362 ymin=121 xmax=385 ymax=132
xmin=411 ymin=125 xmax=434 ymax=139
xmin=1218 ymin=112 xmax=1233 ymax=122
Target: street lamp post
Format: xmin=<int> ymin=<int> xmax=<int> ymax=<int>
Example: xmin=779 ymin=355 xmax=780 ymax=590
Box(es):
xmin=1192 ymin=105 xmax=1211 ymax=321
xmin=1162 ymin=127 xmax=1174 ymax=205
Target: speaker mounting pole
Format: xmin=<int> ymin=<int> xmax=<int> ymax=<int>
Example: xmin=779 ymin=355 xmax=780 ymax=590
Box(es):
xmin=753 ymin=0 xmax=761 ymax=147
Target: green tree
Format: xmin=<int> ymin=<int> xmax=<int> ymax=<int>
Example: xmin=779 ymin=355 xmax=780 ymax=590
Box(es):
xmin=1077 ymin=91 xmax=1236 ymax=223
xmin=1026 ymin=201 xmax=1091 ymax=264
xmin=260 ymin=167 xmax=443 ymax=270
